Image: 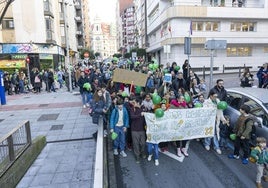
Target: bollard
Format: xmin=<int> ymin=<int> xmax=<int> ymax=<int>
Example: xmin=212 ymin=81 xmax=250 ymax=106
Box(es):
xmin=0 ymin=70 xmax=7 ymax=105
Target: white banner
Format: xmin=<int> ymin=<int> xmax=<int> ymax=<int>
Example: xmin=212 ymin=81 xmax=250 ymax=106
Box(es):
xmin=144 ymin=108 xmax=216 ymax=144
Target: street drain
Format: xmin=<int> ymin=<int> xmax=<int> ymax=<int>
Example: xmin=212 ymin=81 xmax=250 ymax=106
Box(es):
xmin=37 ymin=113 xmax=59 ymax=121
xmin=50 ymin=124 xmax=64 ymax=131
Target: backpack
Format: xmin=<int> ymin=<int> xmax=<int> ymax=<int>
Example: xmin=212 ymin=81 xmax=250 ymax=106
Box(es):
xmin=245 ymin=116 xmax=258 ymax=146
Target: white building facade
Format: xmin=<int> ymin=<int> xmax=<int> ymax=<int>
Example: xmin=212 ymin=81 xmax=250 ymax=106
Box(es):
xmin=146 ymin=0 xmax=268 ymax=72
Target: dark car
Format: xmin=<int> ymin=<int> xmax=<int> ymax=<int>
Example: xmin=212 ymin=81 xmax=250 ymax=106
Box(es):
xmin=224 ymin=87 xmax=268 ymax=145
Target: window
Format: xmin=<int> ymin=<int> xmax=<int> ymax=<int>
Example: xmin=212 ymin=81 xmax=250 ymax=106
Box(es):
xmin=230 ymin=22 xmax=256 ymax=32
xmin=226 ymin=92 xmax=243 ymax=110
xmin=192 ymin=21 xmax=219 ymax=32
xmin=2 ymin=19 xmax=14 ymax=29
xmin=226 ymin=46 xmax=252 ymax=57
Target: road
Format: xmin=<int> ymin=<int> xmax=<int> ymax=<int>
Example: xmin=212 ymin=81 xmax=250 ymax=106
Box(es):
xmin=111 ymin=72 xmax=265 ymax=188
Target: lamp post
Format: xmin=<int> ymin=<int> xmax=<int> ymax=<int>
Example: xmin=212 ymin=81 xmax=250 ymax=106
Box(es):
xmin=63 ymin=0 xmax=72 ymax=92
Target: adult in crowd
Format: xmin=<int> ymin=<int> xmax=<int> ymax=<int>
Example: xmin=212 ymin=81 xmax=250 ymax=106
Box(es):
xmin=256 ymin=63 xmax=268 ymax=88
xmin=182 ymin=59 xmax=191 ymax=80
xmin=77 ymin=71 xmax=91 ymax=108
xmin=203 ymin=90 xmax=226 ymax=155
xmin=129 ymin=98 xmax=147 ymax=163
xmin=209 ymin=79 xmax=227 ymax=101
xmin=240 ymin=67 xmax=254 ymax=87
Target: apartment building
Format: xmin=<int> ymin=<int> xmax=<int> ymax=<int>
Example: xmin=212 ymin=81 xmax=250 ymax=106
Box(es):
xmin=0 ymin=0 xmax=84 ymax=72
xmin=146 ymin=0 xmax=268 ymax=71
xmin=117 ymin=0 xmax=136 ymax=54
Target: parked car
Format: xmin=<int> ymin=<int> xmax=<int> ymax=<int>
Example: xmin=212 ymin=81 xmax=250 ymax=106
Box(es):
xmin=224 ymin=87 xmax=268 ymax=146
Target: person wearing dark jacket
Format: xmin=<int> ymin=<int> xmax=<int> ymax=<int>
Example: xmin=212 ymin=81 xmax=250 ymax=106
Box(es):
xmin=77 ymin=71 xmax=91 ymax=108
xmin=129 ymin=98 xmax=147 ymax=163
xmin=171 ymin=72 xmax=187 ymax=96
xmin=209 ymin=79 xmax=227 ymax=101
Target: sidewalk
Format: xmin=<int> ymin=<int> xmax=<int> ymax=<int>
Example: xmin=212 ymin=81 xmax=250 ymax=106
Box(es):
xmin=0 ymin=87 xmax=98 ymax=188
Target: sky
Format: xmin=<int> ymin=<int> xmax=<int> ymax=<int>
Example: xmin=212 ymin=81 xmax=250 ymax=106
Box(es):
xmin=90 ymin=0 xmax=116 ymax=23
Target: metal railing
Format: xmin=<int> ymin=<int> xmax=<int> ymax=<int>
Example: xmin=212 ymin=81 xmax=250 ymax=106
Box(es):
xmin=0 ymin=121 xmax=31 ymax=177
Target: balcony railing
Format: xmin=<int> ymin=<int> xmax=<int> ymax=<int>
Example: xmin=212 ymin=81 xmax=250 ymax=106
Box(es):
xmin=0 ymin=121 xmax=32 ymax=177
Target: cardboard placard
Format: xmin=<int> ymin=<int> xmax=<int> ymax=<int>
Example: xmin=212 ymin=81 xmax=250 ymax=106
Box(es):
xmin=112 ymin=68 xmax=148 ymax=86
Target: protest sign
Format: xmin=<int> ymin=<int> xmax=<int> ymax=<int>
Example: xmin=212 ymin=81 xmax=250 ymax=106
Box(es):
xmin=163 ymin=73 xmax=172 ymax=83
xmin=112 ymin=68 xmax=148 ymax=86
xmin=144 ymin=108 xmax=216 ymax=144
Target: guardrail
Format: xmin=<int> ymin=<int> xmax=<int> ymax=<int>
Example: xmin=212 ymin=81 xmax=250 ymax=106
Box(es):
xmin=93 ymin=116 xmax=108 ymax=188
xmin=0 ymin=121 xmax=32 ymax=177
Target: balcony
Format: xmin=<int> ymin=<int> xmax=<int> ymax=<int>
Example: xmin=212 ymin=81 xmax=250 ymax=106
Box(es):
xmin=43 ymin=1 xmax=54 ymax=18
xmin=74 ymin=16 xmax=82 ymax=22
xmin=76 ymin=30 xmax=82 ymax=35
xmin=74 ymin=2 xmax=81 ymax=9
xmin=59 ymin=12 xmax=65 ymax=24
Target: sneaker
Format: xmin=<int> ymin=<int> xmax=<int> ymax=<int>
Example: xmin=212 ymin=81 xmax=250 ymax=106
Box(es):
xmin=160 ymin=147 xmax=168 ymax=152
xmin=177 ymin=148 xmax=182 ymax=157
xmin=83 ymin=105 xmax=86 ymax=108
xmin=181 ymin=148 xmax=189 ymax=157
xmin=86 ymin=103 xmax=90 ymax=107
xmin=242 ymin=158 xmax=248 ymax=164
xmin=142 ymin=154 xmax=147 ymax=159
xmin=136 ymin=157 xmax=140 ymax=164
xmin=263 ymin=176 xmax=268 ymax=182
xmin=256 ymin=182 xmax=263 ymax=188
xmin=216 ymin=149 xmax=222 ymax=155
xmin=205 ymin=146 xmax=210 ymax=151
xmin=148 ymin=154 xmax=152 ymax=161
xmin=155 ymin=159 xmax=159 ymax=166
xmin=113 ymin=149 xmax=118 ymax=155
xmin=228 ymin=154 xmax=239 ymax=159
xmin=120 ymin=151 xmax=127 ymax=157
xmin=103 ymin=129 xmax=108 ymax=137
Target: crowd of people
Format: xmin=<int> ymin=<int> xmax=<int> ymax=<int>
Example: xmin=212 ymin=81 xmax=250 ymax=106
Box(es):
xmin=75 ymin=58 xmax=268 ymax=188
xmin=2 ymin=58 xmax=267 ymax=187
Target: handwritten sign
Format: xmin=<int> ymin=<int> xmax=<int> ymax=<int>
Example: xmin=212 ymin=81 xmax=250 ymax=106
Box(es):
xmin=144 ymin=108 xmax=216 ymax=144
xmin=112 ymin=68 xmax=148 ymax=86
xmin=163 ymin=73 xmax=172 ymax=83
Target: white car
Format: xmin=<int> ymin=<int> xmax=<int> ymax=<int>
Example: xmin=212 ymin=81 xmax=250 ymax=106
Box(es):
xmin=225 ymin=87 xmax=268 ymax=145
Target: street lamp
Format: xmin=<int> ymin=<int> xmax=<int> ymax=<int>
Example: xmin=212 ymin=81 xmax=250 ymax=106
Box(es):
xmin=63 ymin=0 xmax=72 ymax=92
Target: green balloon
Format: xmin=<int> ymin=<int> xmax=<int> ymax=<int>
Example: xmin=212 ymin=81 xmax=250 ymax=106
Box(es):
xmin=153 ymin=64 xmax=159 ymax=69
xmin=163 ymin=69 xmax=169 ymax=74
xmin=194 ymin=103 xmax=203 ymax=108
xmin=217 ymin=101 xmax=228 ymax=110
xmin=175 ymin=66 xmax=180 ymax=71
xmin=153 ymin=95 xmax=161 ymax=105
xmin=122 ymin=91 xmax=128 ymax=97
xmin=148 ymin=64 xmax=154 ymax=70
xmin=230 ymin=133 xmax=236 ymax=141
xmin=83 ymin=83 xmax=91 ymax=91
xmin=135 ymin=86 xmax=142 ymax=94
xmin=111 ymin=132 xmax=118 ymax=140
xmin=155 ymin=108 xmax=164 ymax=118
xmin=184 ymin=94 xmax=191 ymax=103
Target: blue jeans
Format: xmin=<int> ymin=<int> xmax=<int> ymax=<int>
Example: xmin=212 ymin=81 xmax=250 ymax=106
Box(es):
xmin=81 ymin=92 xmax=89 ymax=105
xmin=147 ymin=143 xmax=159 ymax=160
xmin=204 ymin=132 xmax=220 ymax=150
xmin=87 ymin=93 xmax=93 ymax=104
xmin=113 ymin=126 xmax=126 ymax=151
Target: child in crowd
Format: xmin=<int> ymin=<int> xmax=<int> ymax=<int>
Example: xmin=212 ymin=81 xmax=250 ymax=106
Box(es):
xmin=250 ymin=137 xmax=268 ymax=188
xmin=147 ymin=102 xmax=168 ymax=166
xmin=219 ymin=115 xmax=230 ymax=150
xmin=110 ymin=99 xmax=129 ymax=157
